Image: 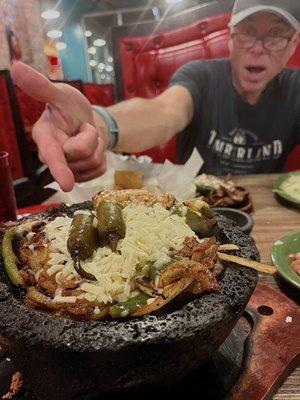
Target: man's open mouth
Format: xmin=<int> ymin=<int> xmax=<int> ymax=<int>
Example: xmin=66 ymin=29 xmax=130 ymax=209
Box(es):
xmin=245 ymin=66 xmax=266 ymax=74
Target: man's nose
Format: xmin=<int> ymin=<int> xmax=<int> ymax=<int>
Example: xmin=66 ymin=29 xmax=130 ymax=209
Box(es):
xmin=250 ymin=39 xmax=265 ymax=55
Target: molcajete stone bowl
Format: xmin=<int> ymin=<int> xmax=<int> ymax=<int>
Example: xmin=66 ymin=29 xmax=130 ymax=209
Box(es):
xmin=0 ymin=203 xmax=258 ymax=400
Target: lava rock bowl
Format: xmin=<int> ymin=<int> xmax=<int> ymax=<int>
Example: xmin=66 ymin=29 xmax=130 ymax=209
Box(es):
xmin=212 ymin=207 xmax=254 ymax=234
xmin=0 ymin=203 xmax=258 ymax=400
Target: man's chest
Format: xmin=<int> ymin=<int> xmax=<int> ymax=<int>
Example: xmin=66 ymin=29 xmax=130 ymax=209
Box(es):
xmin=199 ymin=92 xmax=297 ymax=156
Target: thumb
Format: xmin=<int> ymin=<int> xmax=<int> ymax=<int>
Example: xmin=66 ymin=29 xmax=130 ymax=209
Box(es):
xmin=33 ymin=115 xmax=75 ymax=192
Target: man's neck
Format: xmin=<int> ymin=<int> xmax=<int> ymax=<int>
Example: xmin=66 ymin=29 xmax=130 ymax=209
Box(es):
xmin=231 ymin=69 xmax=268 ymax=105
xmin=232 ymin=79 xmax=264 ymax=105
xmin=239 ymin=89 xmax=263 ymax=105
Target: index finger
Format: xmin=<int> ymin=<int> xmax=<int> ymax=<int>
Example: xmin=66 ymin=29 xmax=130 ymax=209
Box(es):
xmin=11 ymin=61 xmax=66 ymax=105
xmin=33 ymin=116 xmax=75 ymax=192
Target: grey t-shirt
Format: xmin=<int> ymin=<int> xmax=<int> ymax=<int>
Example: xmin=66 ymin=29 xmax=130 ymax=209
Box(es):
xmin=169 ymin=59 xmax=300 ymax=175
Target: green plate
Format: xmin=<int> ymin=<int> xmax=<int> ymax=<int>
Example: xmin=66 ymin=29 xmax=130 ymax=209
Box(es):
xmin=271 ymin=231 xmax=300 ymax=290
xmin=273 ymin=171 xmax=300 ymax=206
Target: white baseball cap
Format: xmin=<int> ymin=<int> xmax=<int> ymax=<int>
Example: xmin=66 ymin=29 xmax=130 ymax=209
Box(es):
xmin=230 ymin=0 xmax=300 ymax=31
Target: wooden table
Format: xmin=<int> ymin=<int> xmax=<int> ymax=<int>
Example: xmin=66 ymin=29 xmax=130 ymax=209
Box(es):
xmin=234 ymin=174 xmax=300 ymax=400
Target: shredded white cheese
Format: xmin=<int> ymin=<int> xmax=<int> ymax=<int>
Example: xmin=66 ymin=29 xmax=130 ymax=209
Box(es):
xmin=26 ymin=232 xmax=35 ymax=240
xmin=74 ymin=210 xmax=92 ymax=216
xmin=147 ymin=298 xmax=156 ymax=305
xmin=44 ymin=204 xmax=197 ymax=305
xmin=47 ymin=264 xmax=63 ymax=276
xmin=52 ymin=295 xmax=77 ymax=303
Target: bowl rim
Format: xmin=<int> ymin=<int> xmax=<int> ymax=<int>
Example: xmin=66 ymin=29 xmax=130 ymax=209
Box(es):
xmin=212 ymin=207 xmax=254 ymax=233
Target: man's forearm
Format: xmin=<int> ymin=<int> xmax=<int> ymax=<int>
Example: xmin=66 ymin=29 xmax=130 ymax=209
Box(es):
xmin=93 ymin=90 xmax=192 ymax=153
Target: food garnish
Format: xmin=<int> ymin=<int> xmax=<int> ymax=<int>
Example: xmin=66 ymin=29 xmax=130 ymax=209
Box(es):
xmin=0 ymin=189 xmax=275 ymax=320
xmin=217 ymin=252 xmax=278 ymax=274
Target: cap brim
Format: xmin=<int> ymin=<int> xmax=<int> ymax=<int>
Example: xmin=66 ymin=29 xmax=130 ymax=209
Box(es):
xmin=230 ymin=6 xmax=300 ymax=31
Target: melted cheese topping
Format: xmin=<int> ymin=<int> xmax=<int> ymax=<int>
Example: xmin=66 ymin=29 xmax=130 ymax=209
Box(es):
xmin=44 ymin=204 xmax=196 ymax=304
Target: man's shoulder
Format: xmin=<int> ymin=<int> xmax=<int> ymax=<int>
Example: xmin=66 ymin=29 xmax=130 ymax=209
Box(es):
xmin=278 ymin=68 xmax=300 ymax=87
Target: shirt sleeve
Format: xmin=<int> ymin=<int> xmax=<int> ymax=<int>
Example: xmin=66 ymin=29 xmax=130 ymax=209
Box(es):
xmin=168 ymin=61 xmax=210 ymax=120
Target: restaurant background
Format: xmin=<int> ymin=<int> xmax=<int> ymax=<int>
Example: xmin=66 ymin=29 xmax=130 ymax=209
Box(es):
xmin=0 ymin=0 xmax=47 ymax=74
xmin=0 ymin=0 xmax=216 ymax=82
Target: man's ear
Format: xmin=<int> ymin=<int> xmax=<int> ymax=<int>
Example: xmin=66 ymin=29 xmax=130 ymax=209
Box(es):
xmin=289 ymin=31 xmax=300 ymax=57
xmin=228 ymin=37 xmax=234 ymax=53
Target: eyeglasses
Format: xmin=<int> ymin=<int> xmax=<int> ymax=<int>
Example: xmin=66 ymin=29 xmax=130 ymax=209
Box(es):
xmin=231 ymin=32 xmax=294 ymax=52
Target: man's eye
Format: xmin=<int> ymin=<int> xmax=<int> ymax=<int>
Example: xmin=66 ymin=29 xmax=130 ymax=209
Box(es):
xmin=243 ymin=30 xmax=255 ymax=36
xmin=267 ymin=28 xmax=285 ymax=37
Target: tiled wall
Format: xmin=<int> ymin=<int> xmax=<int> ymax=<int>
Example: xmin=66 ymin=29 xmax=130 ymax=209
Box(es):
xmin=0 ymin=0 xmax=47 ymax=73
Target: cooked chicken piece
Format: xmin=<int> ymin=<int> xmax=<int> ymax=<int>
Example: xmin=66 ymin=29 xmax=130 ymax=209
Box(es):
xmin=189 ymin=263 xmax=220 ymax=294
xmin=170 ymin=237 xmax=218 ymax=261
xmin=19 ymin=269 xmax=36 ymax=286
xmin=19 ymin=228 xmax=49 ymax=272
xmin=93 ymin=189 xmax=176 ymax=209
xmin=170 ymin=237 xmax=199 ymax=259
xmin=19 ymin=244 xmax=49 ymax=272
xmin=37 ymin=270 xmax=57 ymax=296
xmin=20 ymin=248 xmax=46 ymax=269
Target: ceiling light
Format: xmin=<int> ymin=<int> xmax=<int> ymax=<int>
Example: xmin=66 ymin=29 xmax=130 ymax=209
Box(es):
xmin=84 ymin=30 xmax=92 ymax=37
xmin=56 ymin=42 xmax=67 ymax=51
xmin=107 ymin=56 xmax=113 ymax=63
xmin=87 ymin=47 xmax=96 ymax=55
xmin=93 ymin=38 xmax=106 ymax=47
xmin=105 ymin=65 xmax=113 ymax=72
xmin=89 ymin=60 xmax=97 ymax=67
xmin=41 ymin=10 xmax=60 ymax=20
xmin=47 ymin=30 xmax=62 ymax=39
xmin=98 ymin=62 xmax=105 ymax=69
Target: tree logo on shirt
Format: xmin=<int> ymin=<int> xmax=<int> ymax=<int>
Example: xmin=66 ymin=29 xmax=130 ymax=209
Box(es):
xmin=230 ymin=128 xmax=258 ymax=146
xmin=208 ymin=128 xmax=282 ymax=163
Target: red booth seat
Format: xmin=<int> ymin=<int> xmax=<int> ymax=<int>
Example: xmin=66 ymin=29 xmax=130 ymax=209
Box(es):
xmin=118 ymin=14 xmax=231 ymax=163
xmin=15 ymin=87 xmax=45 ymax=146
xmin=0 ymin=72 xmax=24 ymax=179
xmin=120 ymin=14 xmax=231 ymax=101
xmin=286 ymin=145 xmax=300 ymax=172
xmin=83 ymin=83 xmax=115 ymax=107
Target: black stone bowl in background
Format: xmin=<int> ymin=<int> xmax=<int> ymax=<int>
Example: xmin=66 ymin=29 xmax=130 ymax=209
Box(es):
xmin=213 ymin=207 xmax=254 ymax=234
xmin=0 ymin=203 xmax=258 ymax=400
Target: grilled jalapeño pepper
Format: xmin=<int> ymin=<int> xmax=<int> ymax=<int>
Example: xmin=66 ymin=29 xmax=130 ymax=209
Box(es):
xmin=110 ymin=292 xmax=150 ymax=318
xmin=173 ymin=200 xmax=216 ymax=238
xmin=67 ymin=212 xmax=98 ymax=281
xmin=2 ymin=226 xmax=23 ymax=286
xmin=148 ymin=258 xmax=179 ymax=281
xmin=97 ymin=202 xmax=126 ymax=252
